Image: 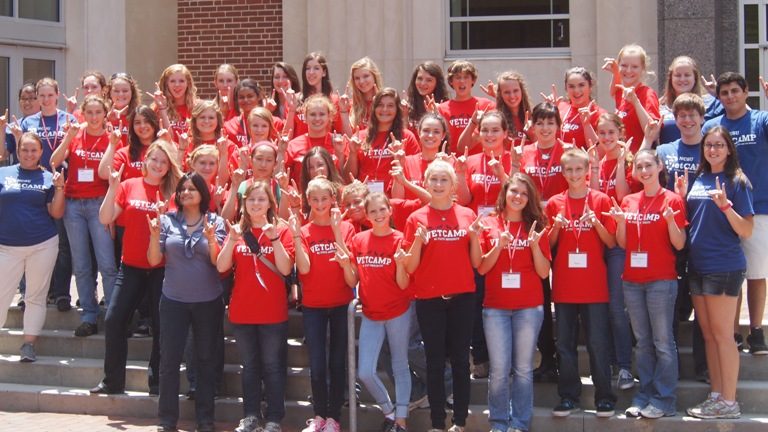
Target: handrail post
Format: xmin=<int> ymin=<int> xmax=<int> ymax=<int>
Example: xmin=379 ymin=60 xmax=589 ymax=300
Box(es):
xmin=347 ymin=298 xmax=360 ymax=432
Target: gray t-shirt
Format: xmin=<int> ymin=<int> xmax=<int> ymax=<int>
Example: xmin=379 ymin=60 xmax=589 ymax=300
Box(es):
xmin=159 ymin=211 xmax=226 ymax=303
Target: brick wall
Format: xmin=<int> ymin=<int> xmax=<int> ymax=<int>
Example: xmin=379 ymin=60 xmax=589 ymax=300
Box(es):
xmin=177 ymin=0 xmax=282 ymax=99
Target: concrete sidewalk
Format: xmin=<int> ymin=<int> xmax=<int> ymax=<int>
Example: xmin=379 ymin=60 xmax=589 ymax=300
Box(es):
xmin=0 ymin=411 xmax=242 ymax=431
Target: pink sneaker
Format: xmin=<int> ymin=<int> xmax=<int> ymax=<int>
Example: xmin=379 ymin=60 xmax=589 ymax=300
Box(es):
xmin=322 ymin=417 xmax=341 ymax=432
xmin=301 ymin=416 xmax=326 ymax=432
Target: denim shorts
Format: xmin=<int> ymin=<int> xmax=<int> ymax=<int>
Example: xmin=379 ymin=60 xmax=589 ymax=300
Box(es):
xmin=688 ymin=270 xmax=746 ymax=297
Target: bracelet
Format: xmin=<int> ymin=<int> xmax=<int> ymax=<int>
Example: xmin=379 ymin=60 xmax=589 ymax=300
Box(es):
xmin=269 ymin=236 xmax=280 ymax=242
xmin=55 ymin=186 xmax=64 ymax=190
xmin=719 ymin=199 xmax=733 ymax=212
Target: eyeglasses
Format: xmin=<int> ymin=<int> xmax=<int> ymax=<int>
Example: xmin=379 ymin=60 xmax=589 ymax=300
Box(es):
xmin=704 ymin=143 xmax=726 ymax=150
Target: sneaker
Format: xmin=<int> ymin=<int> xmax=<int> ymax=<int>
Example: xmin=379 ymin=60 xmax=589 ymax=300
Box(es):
xmin=747 ymin=327 xmax=768 ymax=355
xmin=552 ymin=398 xmax=579 ymax=417
xmin=617 ymin=368 xmax=635 ymax=390
xmin=639 ymin=404 xmax=668 ymax=419
xmin=301 ymin=417 xmax=325 ymax=432
xmin=689 ymin=399 xmax=740 ymax=419
xmin=235 ymin=415 xmax=260 ymax=432
xmin=74 ymin=322 xmax=98 ymax=337
xmin=686 ymin=395 xmax=718 ymax=417
xmin=471 ymin=361 xmax=489 ymax=379
xmin=387 ymin=423 xmax=406 ymax=432
xmin=133 ymin=322 xmax=152 ymax=338
xmin=19 ymin=343 xmax=36 ymax=363
xmin=321 ymin=417 xmax=340 ymax=432
xmin=263 ymin=422 xmax=281 ymax=432
xmin=408 ymin=394 xmax=429 ymax=411
xmin=56 ymin=297 xmax=72 ymax=312
xmin=624 ymin=406 xmax=642 ymax=417
xmin=735 ymin=333 xmax=745 ymax=352
xmin=595 ymin=399 xmax=615 ymax=418
xmin=380 ymin=418 xmax=395 ymax=432
xmin=447 ymin=426 xmax=464 ymax=432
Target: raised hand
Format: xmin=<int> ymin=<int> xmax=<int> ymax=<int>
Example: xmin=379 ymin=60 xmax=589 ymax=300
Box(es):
xmin=527 ymin=220 xmax=543 ymax=246
xmin=393 ymin=247 xmax=411 ymax=265
xmin=579 ymin=201 xmax=599 ymax=225
xmin=643 ymin=119 xmax=661 ymax=143
xmin=338 ymin=85 xmax=352 ymax=114
xmin=203 ymin=217 xmax=216 ymax=242
xmin=468 ymin=213 xmax=488 ymax=236
xmin=264 ymin=89 xmax=277 ymax=112
xmin=109 ymin=121 xmax=122 ymax=147
xmin=424 ymin=94 xmax=438 ymax=113
xmin=329 ymin=242 xmax=351 ymax=267
xmin=479 ymin=80 xmax=496 ymax=98
xmin=497 ymin=230 xmax=512 ymax=249
xmin=220 ymin=85 xmax=232 ymax=106
xmin=225 ymin=219 xmax=243 ymax=240
xmin=155 ymin=190 xmax=168 ymax=216
xmin=156 ymin=128 xmax=173 ymax=143
xmin=178 ymin=133 xmax=190 ymax=151
xmin=52 ymin=171 xmax=64 ymax=188
xmin=470 ymin=102 xmax=484 ymax=126
xmin=330 ymin=207 xmax=348 ymax=229
xmin=708 ymin=176 xmax=729 ymax=207
xmin=553 ymin=212 xmax=570 ymax=230
xmin=8 ymin=115 xmax=22 ymax=141
xmin=701 ymin=74 xmax=717 ymax=96
xmin=63 ymin=87 xmax=80 ymax=113
xmin=487 ymin=151 xmax=503 ymax=177
xmin=662 ymin=204 xmax=680 ymax=223
xmin=674 ymin=168 xmax=689 ymax=198
xmin=400 ymin=89 xmax=411 ymax=117
xmin=146 ymin=214 xmax=161 ymax=237
xmin=332 ymin=132 xmax=346 ymax=157
xmin=616 ymin=84 xmax=638 ymax=104
xmin=0 ymin=109 xmax=8 ymax=131
xmin=262 ymin=216 xmax=278 ymax=239
xmin=231 ymin=168 xmax=245 ymax=186
xmin=288 ymin=208 xmax=302 ymax=236
xmin=540 ymin=83 xmax=563 ymax=105
xmin=578 ymin=100 xmax=597 ymax=124
xmin=602 ymin=196 xmax=626 ymax=223
xmin=602 ymin=57 xmax=618 ymax=74
xmin=146 ymin=82 xmax=168 ymax=110
xmin=587 ymin=140 xmax=600 ymax=169
xmin=415 ymin=222 xmax=429 ymax=244
xmin=454 ymin=146 xmax=469 ymax=173
xmin=278 ymin=127 xmax=292 ymax=154
xmin=108 ymin=165 xmax=124 ymax=188
xmin=281 ymin=178 xmax=302 ymax=209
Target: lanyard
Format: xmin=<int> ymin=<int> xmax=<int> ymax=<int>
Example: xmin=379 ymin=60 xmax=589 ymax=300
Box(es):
xmin=635 ymin=189 xmax=663 ymax=252
xmin=368 ymin=133 xmax=389 ymax=181
xmin=565 ymin=192 xmax=588 ymax=252
xmin=534 ymin=143 xmax=557 ymax=193
xmin=41 ymin=113 xmax=59 ymax=152
xmin=504 ymin=219 xmax=524 ymax=272
xmin=81 ymin=131 xmax=107 ymax=169
xmin=599 ymin=157 xmax=618 ymax=193
xmin=481 ymin=153 xmax=495 ymax=205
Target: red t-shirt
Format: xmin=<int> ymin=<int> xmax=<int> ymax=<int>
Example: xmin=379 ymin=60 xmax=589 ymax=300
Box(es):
xmin=596 ymin=157 xmax=640 ymax=201
xmin=228 ymin=226 xmax=295 ymax=324
xmin=298 ymin=221 xmax=356 ymax=308
xmin=169 ymin=104 xmax=191 ymax=142
xmin=620 ymin=189 xmax=687 ymax=283
xmin=558 ymin=100 xmax=604 ymax=149
xmin=480 ymin=217 xmax=551 ymax=310
xmin=350 ymin=230 xmax=411 ymax=321
xmin=438 ymin=97 xmax=495 ymax=155
xmin=284 ymin=133 xmax=342 ymax=187
xmin=65 ymin=130 xmax=110 ymax=198
xmin=545 ymin=189 xmax=616 ymax=303
xmin=520 ymin=142 xmax=569 ymax=201
xmin=292 ymin=93 xmax=344 ymax=136
xmin=113 ymin=146 xmax=147 ymax=181
xmin=108 ymin=113 xmax=130 ymax=148
xmin=181 ymin=138 xmax=238 ymax=173
xmin=356 ymin=129 xmax=420 ymax=190
xmin=400 ymin=154 xmax=454 ymax=201
xmin=391 ymin=198 xmax=425 ymax=232
xmin=223 ymin=113 xmax=285 ymax=148
xmin=465 ymin=151 xmax=511 ymax=214
xmin=403 ymin=203 xmax=477 ymax=299
xmin=115 ymin=178 xmax=165 ymax=269
xmin=614 ymin=84 xmax=660 ymax=153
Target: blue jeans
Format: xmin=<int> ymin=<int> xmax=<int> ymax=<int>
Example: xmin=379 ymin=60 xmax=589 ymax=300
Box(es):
xmin=623 ymin=280 xmax=678 ymax=413
xmin=63 ymin=197 xmax=117 ymax=323
xmin=158 ymin=294 xmax=224 ymax=428
xmin=50 ymin=218 xmax=72 ymax=301
xmin=232 ymin=321 xmax=288 ymax=422
xmin=555 ymin=302 xmax=615 ymax=404
xmin=358 ymin=306 xmax=413 ymax=419
xmin=605 ymin=246 xmax=632 ymax=370
xmin=302 ymin=305 xmax=348 ymax=421
xmin=484 ymin=306 xmax=543 ymax=432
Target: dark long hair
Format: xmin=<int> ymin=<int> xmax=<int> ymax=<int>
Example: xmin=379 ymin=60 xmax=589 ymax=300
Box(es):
xmin=495 ymin=173 xmax=548 ymax=230
xmin=127 ymin=105 xmax=160 ymax=162
xmin=364 ymin=88 xmax=404 ymax=152
xmin=232 ymin=78 xmax=262 ymax=115
xmin=301 ymin=52 xmax=333 ymax=99
xmin=272 ymin=62 xmax=301 ymax=115
xmin=698 ymin=126 xmax=750 ymax=187
xmin=406 ymin=62 xmax=448 ymax=126
xmin=174 ymin=172 xmax=211 ymax=215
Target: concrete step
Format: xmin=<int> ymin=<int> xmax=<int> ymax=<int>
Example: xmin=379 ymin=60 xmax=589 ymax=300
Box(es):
xmin=2 ymin=383 xmax=767 ymax=431
xmin=2 ymin=354 xmax=767 ymax=415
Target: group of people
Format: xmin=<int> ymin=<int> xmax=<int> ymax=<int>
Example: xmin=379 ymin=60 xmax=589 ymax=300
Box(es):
xmin=0 ymin=42 xmax=766 ymax=432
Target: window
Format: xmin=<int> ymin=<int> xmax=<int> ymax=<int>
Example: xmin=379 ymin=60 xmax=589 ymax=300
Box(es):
xmin=447 ymin=0 xmax=569 ymax=54
xmin=0 ymin=45 xmax=63 ymax=116
xmin=740 ymin=0 xmax=767 ymax=109
xmin=0 ymin=56 xmax=8 ymax=114
xmin=0 ymin=0 xmax=59 ymax=22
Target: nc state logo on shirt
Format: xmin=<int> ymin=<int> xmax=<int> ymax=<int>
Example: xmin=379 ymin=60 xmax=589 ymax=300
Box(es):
xmin=449 ymin=114 xmax=471 ymax=128
xmin=624 ymin=212 xmax=661 ymax=223
xmin=490 ymin=237 xmax=529 ymax=249
xmin=308 ymin=240 xmax=336 ymax=255
xmin=425 ymin=224 xmax=467 ymax=242
xmin=74 ymin=149 xmax=105 ymax=160
xmin=356 ymin=253 xmax=392 ymax=268
xmin=562 ymin=122 xmax=580 ymax=132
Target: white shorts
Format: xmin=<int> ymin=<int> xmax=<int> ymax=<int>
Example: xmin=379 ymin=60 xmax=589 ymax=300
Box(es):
xmin=742 ymin=214 xmax=768 ymax=279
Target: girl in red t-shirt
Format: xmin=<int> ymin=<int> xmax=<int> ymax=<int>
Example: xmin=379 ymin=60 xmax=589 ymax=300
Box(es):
xmin=350 ymin=192 xmax=412 ymax=431
xmin=403 ymin=61 xmax=448 ymax=135
xmin=396 ymin=113 xmax=451 ymax=199
xmin=154 ymin=64 xmax=199 ymax=140
xmin=99 ymin=105 xmax=160 ymax=183
xmin=104 ymin=73 xmax=139 ymax=148
xmin=517 ymin=102 xmax=569 ymax=202
xmin=93 ymin=140 xmax=182 ymax=395
xmin=344 ymin=88 xmax=419 ymax=193
xmin=69 ymin=71 xmax=107 ymax=120
xmin=548 ymin=67 xmax=603 ymax=149
xmin=212 ymin=63 xmax=238 ymax=121
xmin=291 ymin=177 xmax=355 ymax=432
xmin=217 ymin=180 xmax=294 ymax=430
xmin=603 ymin=44 xmax=660 ymax=152
xmin=344 ymin=57 xmax=383 ymax=132
xmin=270 ymin=62 xmax=302 ymax=121
xmin=182 ymin=101 xmax=237 ymax=184
xmin=477 ymin=173 xmax=551 ymax=432
xmin=223 ymin=79 xmax=266 ymax=148
xmin=293 ymin=52 xmax=343 ymax=137
xmin=402 ymin=160 xmax=483 ymax=431
xmin=481 ymin=71 xmax=535 ymax=149
xmin=50 ymin=94 xmax=118 ymax=334
xmin=607 ymin=149 xmax=686 ymax=418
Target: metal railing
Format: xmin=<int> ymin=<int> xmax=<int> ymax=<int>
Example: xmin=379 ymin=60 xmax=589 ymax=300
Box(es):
xmin=347 ymin=298 xmax=360 ymax=432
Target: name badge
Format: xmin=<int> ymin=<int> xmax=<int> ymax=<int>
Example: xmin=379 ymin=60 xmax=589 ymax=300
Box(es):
xmin=630 ymin=252 xmax=649 ymax=268
xmin=501 ymin=272 xmax=521 ymax=289
xmin=78 ymin=169 xmax=94 ymax=183
xmin=366 ymin=180 xmax=385 ymax=194
xmin=478 ymin=205 xmax=495 ymax=217
xmin=568 ymin=252 xmax=587 ymax=268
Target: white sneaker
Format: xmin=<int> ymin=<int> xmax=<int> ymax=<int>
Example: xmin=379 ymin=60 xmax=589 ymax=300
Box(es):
xmin=321 ymin=417 xmax=340 ymax=432
xmin=301 ymin=417 xmax=325 ymax=432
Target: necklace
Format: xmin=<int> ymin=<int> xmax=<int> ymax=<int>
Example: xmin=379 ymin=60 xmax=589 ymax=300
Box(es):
xmin=185 ymin=214 xmax=204 ymax=227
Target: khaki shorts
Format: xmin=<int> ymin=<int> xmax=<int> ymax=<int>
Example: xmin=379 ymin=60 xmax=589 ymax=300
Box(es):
xmin=742 ymin=214 xmax=768 ymax=279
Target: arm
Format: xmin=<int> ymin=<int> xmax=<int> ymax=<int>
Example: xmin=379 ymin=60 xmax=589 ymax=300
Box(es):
xmin=613 ymin=157 xmax=630 ymax=201
xmin=50 ymin=125 xmax=77 ymax=170
xmin=664 ymin=208 xmax=686 ymax=250
xmin=531 ymin=241 xmax=551 ymax=279
xmin=203 ymin=218 xmax=223 ymax=266
xmin=454 ymin=149 xmax=471 ymax=205
xmin=47 ymin=172 xmax=66 ymax=219
xmin=216 ymin=233 xmax=237 ymax=272
xmin=477 ymin=236 xmax=504 ymax=275
xmin=146 ymin=216 xmax=163 ymax=267
xmin=456 ymin=114 xmax=480 ymax=154
xmin=98 ymin=129 xmax=121 ymax=180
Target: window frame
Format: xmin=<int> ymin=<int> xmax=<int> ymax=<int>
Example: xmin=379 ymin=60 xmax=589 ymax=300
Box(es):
xmin=0 ymin=44 xmax=64 ymax=116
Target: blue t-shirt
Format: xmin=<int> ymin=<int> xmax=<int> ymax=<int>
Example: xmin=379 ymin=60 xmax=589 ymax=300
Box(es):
xmin=686 ymin=172 xmax=754 ymax=273
xmin=159 ymin=211 xmax=226 ymax=303
xmin=11 ymin=110 xmax=77 ymax=171
xmin=656 ymin=139 xmax=701 ymax=191
xmin=660 ymin=94 xmax=722 ymax=144
xmin=0 ymin=164 xmax=57 ymax=246
xmin=703 ymin=110 xmax=768 ymax=214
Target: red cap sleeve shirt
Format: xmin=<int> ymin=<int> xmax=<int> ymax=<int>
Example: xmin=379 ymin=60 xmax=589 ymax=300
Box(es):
xmin=115 ymin=178 xmax=165 ymax=268
xmin=356 ymin=129 xmax=420 ymax=193
xmin=403 ymin=203 xmax=477 ymax=299
xmin=298 ymin=220 xmax=356 ymax=308
xmin=465 ymin=151 xmax=511 ymax=215
xmin=520 ymin=143 xmax=568 ymax=201
xmin=285 ymin=133 xmax=342 ymax=187
xmin=481 ymin=217 xmax=551 ymax=310
xmin=113 ymin=146 xmax=147 ymax=182
xmin=228 ymin=226 xmax=295 ymax=324
xmin=620 ymin=189 xmax=688 ymax=283
xmin=65 ymin=130 xmax=110 ymax=198
xmin=614 ymin=84 xmax=660 ymax=153
xmin=350 ymin=230 xmax=411 ymax=321
xmin=438 ymin=97 xmax=496 ymax=155
xmin=545 ymin=189 xmax=616 ymax=303
xmin=558 ymin=100 xmax=605 ymax=149
xmin=596 ymin=157 xmax=640 ymax=201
